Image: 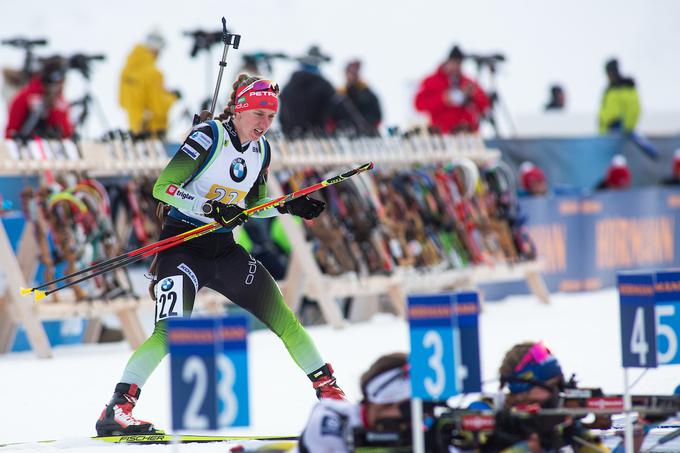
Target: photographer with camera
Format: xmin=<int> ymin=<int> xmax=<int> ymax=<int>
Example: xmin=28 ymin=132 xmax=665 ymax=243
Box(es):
xmin=296 ymin=352 xmax=411 ymax=452
xmin=119 ymin=30 xmax=180 ymax=138
xmin=5 ymin=55 xmax=74 ymax=139
xmin=414 ymin=45 xmax=491 ymax=134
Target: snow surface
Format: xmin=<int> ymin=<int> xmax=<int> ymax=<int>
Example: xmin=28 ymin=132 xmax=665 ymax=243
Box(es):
xmin=1 ymin=288 xmax=678 ymax=452
xmin=1 ymin=0 xmax=680 ymax=140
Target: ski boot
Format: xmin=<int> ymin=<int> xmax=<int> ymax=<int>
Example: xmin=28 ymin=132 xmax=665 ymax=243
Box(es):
xmin=308 ymin=363 xmax=346 ymax=400
xmin=96 ymin=383 xmax=156 ymax=436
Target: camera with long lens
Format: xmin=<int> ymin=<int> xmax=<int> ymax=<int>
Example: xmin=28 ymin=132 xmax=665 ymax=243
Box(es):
xmin=467 ymin=53 xmax=506 ymax=69
xmin=183 ymin=29 xmax=225 ymax=57
xmin=242 ymin=51 xmax=289 ymax=74
xmin=38 ymin=54 xmax=105 ymax=81
xmin=1 ymin=37 xmax=48 ymax=50
xmin=1 ymin=37 xmax=49 ymax=83
xmin=68 ymin=53 xmax=105 ymax=80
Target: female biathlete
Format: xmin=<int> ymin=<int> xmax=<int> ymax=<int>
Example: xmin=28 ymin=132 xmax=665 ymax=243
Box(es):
xmin=96 ymin=74 xmax=345 ymax=436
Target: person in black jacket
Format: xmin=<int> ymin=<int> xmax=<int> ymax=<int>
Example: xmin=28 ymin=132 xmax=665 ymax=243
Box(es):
xmin=544 ymin=84 xmax=565 ymax=111
xmin=279 ymin=45 xmax=343 ymax=138
xmin=335 ymin=59 xmax=382 ymax=136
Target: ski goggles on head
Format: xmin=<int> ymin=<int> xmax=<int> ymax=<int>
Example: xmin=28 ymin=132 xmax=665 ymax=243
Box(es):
xmin=503 ymin=341 xmax=563 ymax=394
xmin=363 ymin=364 xmax=411 ymax=405
xmin=235 ymin=79 xmax=280 ymax=98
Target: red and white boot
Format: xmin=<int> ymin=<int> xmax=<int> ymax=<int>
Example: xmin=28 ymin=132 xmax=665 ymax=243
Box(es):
xmin=308 ymin=363 xmax=346 ymax=400
xmin=96 ymin=383 xmax=156 ymax=436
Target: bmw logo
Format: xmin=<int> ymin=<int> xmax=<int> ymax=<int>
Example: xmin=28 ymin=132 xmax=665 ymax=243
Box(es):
xmin=160 ymin=278 xmax=174 ymax=292
xmin=230 ymin=158 xmax=247 ymax=183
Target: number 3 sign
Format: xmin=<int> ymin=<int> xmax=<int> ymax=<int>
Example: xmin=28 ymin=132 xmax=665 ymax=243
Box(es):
xmin=408 ymin=294 xmax=459 ymax=400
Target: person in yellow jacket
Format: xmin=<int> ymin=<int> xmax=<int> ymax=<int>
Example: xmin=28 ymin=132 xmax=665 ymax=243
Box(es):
xmin=119 ymin=31 xmax=179 ymax=137
xmin=598 ymin=58 xmax=640 ymax=134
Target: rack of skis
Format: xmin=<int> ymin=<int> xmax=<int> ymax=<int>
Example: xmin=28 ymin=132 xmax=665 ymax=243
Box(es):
xmin=0 ymin=132 xmax=549 ymax=356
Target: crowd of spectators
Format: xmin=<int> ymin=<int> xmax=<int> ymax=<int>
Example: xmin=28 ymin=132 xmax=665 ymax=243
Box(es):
xmin=2 ymin=35 xmax=646 ymax=141
xmin=278 ymin=45 xmax=382 ymax=138
xmin=0 ymin=33 xmax=672 ymax=197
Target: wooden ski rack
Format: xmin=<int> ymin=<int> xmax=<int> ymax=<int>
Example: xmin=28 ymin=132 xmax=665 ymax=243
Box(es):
xmin=0 ymin=133 xmax=550 ymax=357
xmin=0 ymin=137 xmax=160 ymax=358
xmin=264 ymin=133 xmax=550 ymax=327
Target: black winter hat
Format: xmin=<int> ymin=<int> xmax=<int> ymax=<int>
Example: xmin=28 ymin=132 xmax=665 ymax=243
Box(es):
xmin=448 ymin=45 xmax=465 ymax=61
xmin=605 ymin=58 xmax=619 ymax=75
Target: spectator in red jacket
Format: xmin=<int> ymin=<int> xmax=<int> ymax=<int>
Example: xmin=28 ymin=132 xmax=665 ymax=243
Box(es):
xmin=5 ymin=57 xmax=74 ymax=139
xmin=414 ymin=45 xmax=491 ymax=133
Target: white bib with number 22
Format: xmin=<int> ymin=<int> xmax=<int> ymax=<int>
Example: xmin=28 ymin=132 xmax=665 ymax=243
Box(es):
xmin=155 ymin=275 xmax=184 ymax=323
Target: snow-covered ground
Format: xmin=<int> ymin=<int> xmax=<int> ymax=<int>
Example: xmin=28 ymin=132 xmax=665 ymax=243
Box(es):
xmin=1 ymin=288 xmax=678 ymax=452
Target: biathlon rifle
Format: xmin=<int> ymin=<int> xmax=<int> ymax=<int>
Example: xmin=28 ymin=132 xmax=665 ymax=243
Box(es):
xmin=352 ymin=390 xmax=680 ymax=452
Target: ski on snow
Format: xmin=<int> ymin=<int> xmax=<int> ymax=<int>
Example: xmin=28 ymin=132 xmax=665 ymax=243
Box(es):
xmin=0 ymin=433 xmax=298 ymax=447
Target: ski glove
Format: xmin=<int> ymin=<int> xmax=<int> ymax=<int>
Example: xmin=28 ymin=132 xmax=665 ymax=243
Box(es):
xmin=202 ymin=200 xmax=248 ymax=228
xmin=280 ymin=195 xmax=325 ymax=220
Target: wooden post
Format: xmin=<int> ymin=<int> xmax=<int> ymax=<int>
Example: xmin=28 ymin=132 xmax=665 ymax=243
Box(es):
xmin=0 ymin=221 xmax=52 ymax=358
xmin=116 ymin=306 xmax=147 ymax=349
xmin=386 ymin=282 xmax=406 ymax=317
xmin=0 ymin=296 xmax=17 ymax=352
xmin=82 ymin=319 xmax=104 ymax=344
xmin=16 ymin=221 xmax=40 ymax=280
xmin=526 ymin=269 xmax=551 ymax=305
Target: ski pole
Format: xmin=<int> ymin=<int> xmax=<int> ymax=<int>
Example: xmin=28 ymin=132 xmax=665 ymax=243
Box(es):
xmin=20 ymin=222 xmax=218 ymax=297
xmin=30 ymin=222 xmax=224 ymax=302
xmin=22 ymin=162 xmax=375 ymax=301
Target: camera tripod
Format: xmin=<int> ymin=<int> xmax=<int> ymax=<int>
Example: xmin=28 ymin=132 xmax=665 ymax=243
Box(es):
xmin=66 ymin=56 xmax=109 ymax=138
xmin=473 ymin=56 xmax=516 ymax=138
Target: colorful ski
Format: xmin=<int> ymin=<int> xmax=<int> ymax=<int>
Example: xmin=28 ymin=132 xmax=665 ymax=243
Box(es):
xmin=0 ymin=433 xmax=298 ymax=448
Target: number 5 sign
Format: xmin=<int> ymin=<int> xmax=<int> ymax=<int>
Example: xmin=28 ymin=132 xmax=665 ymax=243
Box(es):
xmin=408 ymin=294 xmax=458 ymax=400
xmin=168 ymin=315 xmax=250 ymax=431
xmin=654 ymin=271 xmax=680 ymax=365
xmin=617 ymin=273 xmax=657 ymax=368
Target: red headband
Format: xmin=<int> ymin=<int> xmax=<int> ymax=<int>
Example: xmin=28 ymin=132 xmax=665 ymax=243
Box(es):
xmin=234 ymin=79 xmax=279 ymax=113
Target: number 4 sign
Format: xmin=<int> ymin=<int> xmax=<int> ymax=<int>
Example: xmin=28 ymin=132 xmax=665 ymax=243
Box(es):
xmin=617 ymin=273 xmax=657 ymax=368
